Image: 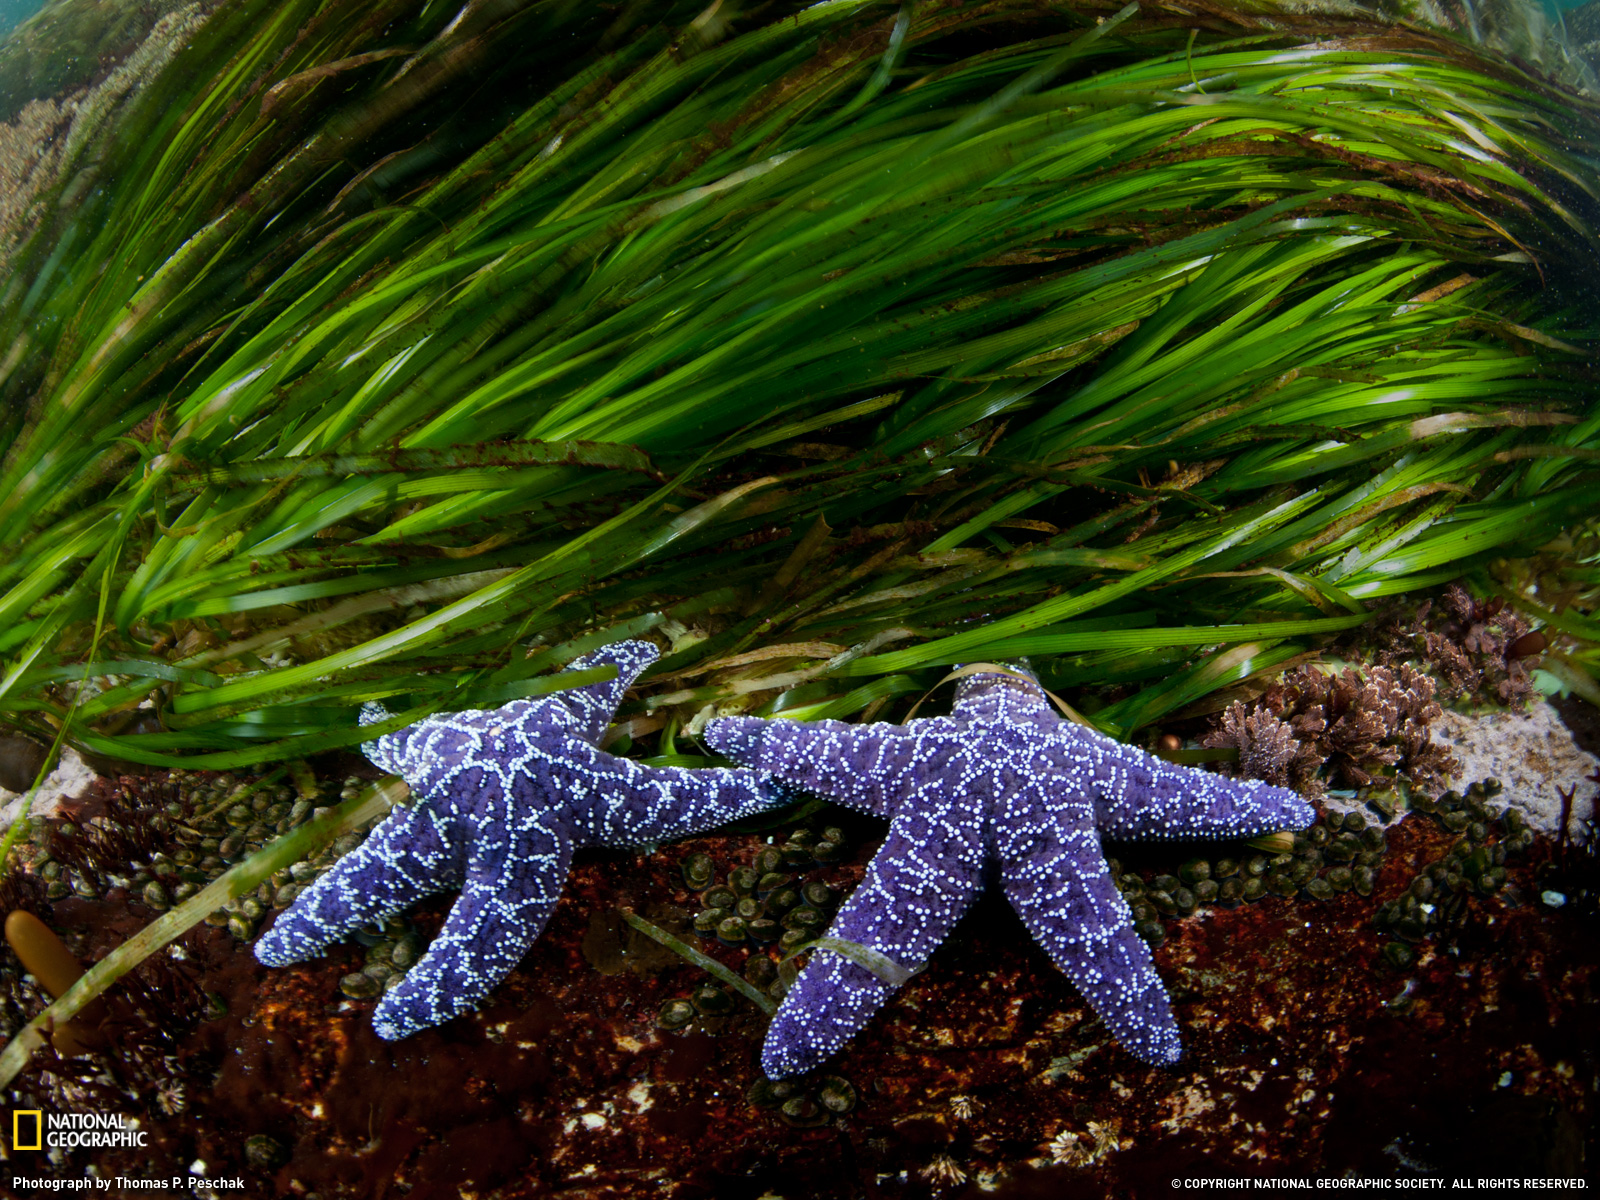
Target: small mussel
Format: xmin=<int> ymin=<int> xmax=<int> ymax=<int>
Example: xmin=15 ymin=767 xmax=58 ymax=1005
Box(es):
xmin=780 ymin=843 xmax=813 ymax=869
xmin=1303 ymin=877 xmax=1335 ymax=902
xmin=690 ymin=984 xmax=734 ymax=1016
xmin=682 ymin=853 xmax=715 ymax=891
xmin=782 ymin=1096 xmax=828 ymax=1127
xmin=783 ymin=906 xmax=827 ymax=933
xmin=818 ymin=1075 xmax=857 ymax=1114
xmin=657 ymin=998 xmax=696 ymax=1030
xmin=1178 ymin=859 xmax=1211 ymax=885
xmin=339 ymin=972 xmax=381 ymax=1000
xmin=1325 ymin=834 xmax=1362 ymax=864
xmin=749 ymin=1078 xmax=801 ymax=1109
xmin=1382 ymin=941 xmax=1417 ymax=970
xmin=757 ymin=872 xmax=794 ymax=896
xmin=243 ymin=1134 xmax=288 ymax=1172
xmin=693 ymin=909 xmax=724 ymax=936
xmin=812 ymin=832 xmax=845 ymax=863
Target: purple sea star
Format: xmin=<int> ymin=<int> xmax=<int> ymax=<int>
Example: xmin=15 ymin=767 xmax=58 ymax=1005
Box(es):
xmin=255 ymin=641 xmax=787 ymax=1040
xmin=704 ymin=667 xmax=1315 ymax=1077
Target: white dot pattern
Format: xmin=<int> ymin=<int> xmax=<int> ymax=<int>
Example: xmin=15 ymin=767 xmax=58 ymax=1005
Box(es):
xmin=254 ymin=641 xmax=786 ymax=1040
xmin=704 ymin=672 xmax=1315 ymax=1078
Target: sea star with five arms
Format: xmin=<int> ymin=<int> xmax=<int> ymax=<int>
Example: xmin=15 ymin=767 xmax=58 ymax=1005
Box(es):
xmin=704 ymin=666 xmax=1315 ymax=1078
xmin=255 ymin=641 xmax=787 ymax=1040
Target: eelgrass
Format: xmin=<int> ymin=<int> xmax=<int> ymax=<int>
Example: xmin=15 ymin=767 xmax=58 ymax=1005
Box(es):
xmin=1 ymin=0 xmax=1598 ymax=790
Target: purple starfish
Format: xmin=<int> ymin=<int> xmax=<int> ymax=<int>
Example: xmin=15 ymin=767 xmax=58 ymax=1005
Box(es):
xmin=255 ymin=641 xmax=787 ymax=1040
xmin=704 ymin=667 xmax=1315 ymax=1077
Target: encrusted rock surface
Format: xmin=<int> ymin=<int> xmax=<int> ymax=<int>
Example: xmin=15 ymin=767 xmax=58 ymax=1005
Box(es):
xmin=4 ymin=782 xmax=1593 ymax=1197
xmin=1431 ymin=701 xmax=1598 ymax=838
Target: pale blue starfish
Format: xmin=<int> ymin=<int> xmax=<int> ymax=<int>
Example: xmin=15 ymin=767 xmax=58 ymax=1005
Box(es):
xmin=255 ymin=641 xmax=787 ymax=1040
xmin=705 ymin=667 xmax=1315 ymax=1077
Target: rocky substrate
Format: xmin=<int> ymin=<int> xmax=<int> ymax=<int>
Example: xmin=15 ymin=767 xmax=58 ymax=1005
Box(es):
xmin=2 ymin=777 xmax=1593 ymax=1198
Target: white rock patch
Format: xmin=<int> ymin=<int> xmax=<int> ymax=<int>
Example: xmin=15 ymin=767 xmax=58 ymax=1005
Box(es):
xmin=1430 ymin=701 xmax=1596 ymax=839
xmin=0 ymin=746 xmax=102 ymax=827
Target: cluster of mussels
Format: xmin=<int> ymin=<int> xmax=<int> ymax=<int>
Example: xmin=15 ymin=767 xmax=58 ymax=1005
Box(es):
xmin=188 ymin=772 xmax=378 ymax=945
xmin=680 ymin=825 xmax=846 ymax=987
xmin=18 ymin=770 xmax=383 ymax=949
xmin=1373 ymin=778 xmax=1527 ymax=970
xmin=747 ymin=1072 xmax=859 ymax=1128
xmin=335 ymin=915 xmax=424 ymax=1001
xmin=1109 ymin=808 xmax=1391 ymax=948
xmin=661 ymin=827 xmax=860 ymax=1126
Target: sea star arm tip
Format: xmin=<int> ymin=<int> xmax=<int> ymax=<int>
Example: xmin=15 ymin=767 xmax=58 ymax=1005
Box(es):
xmin=371 ymin=811 xmax=573 ymax=1039
xmin=1068 ymin=731 xmax=1315 ymax=841
xmin=253 ymin=804 xmax=459 ymax=966
xmin=1000 ymin=808 xmax=1183 ymax=1066
xmin=764 ymin=819 xmax=984 ymax=1077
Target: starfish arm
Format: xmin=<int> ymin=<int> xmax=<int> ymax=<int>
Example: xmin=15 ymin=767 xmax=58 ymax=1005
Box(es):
xmin=702 ymin=716 xmax=932 ymax=818
xmin=361 ymin=711 xmax=491 ymax=805
xmin=532 ymin=640 xmax=661 ymax=743
xmin=996 ymin=797 xmax=1182 ymax=1065
xmin=1056 ymin=728 xmax=1315 ymax=841
xmin=358 ymin=641 xmax=658 ymax=793
xmin=950 ymin=673 xmax=1059 ymax=729
xmin=254 ymin=805 xmax=461 ymax=967
xmin=554 ymin=739 xmax=787 ymax=845
xmin=763 ymin=806 xmax=984 ymax=1077
xmin=371 ymin=810 xmax=573 ymax=1040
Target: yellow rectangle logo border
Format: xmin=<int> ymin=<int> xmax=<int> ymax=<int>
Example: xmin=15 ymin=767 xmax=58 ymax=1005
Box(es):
xmin=12 ymin=1109 xmax=43 ymax=1150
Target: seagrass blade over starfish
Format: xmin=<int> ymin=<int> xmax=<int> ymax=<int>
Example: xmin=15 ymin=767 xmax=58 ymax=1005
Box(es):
xmin=255 ymin=641 xmax=787 ymax=1040
xmin=704 ymin=667 xmax=1316 ymax=1077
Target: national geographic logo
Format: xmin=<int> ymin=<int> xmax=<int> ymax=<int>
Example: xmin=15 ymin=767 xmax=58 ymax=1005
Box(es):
xmin=9 ymin=1109 xmax=148 ymax=1149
